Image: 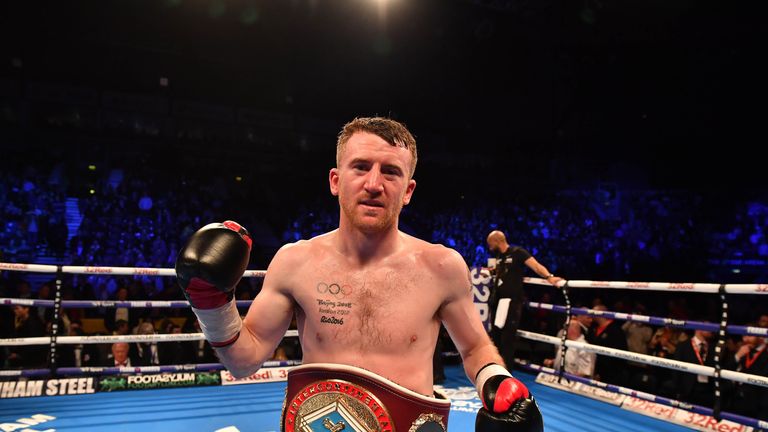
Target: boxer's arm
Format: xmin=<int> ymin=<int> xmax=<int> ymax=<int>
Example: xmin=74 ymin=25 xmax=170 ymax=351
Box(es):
xmin=439 ymin=250 xmax=542 ymax=432
xmin=438 ymin=249 xmax=504 ymax=381
xmin=214 ymin=244 xmax=297 ymax=378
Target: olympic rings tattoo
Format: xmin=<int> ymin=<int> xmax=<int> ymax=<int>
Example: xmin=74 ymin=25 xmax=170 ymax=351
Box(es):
xmin=316 ymin=282 xmax=351 ymax=298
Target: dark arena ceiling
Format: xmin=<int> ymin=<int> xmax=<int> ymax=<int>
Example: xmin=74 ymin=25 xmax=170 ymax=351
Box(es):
xmin=1 ymin=0 xmax=765 ymax=190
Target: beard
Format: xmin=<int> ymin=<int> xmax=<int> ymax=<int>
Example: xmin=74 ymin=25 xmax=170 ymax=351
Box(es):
xmin=340 ymin=194 xmax=403 ymax=234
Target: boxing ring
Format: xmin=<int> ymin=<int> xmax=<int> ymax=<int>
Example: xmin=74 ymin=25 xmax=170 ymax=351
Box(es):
xmin=1 ymin=262 xmax=766 ymax=431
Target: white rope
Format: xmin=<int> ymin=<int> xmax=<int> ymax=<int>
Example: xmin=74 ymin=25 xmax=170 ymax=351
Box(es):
xmin=517 ymin=330 xmax=768 ymax=388
xmin=3 ymin=262 xmax=765 ymax=293
xmin=0 ymin=330 xmax=299 ymax=346
xmin=524 ymin=277 xmax=768 ymax=294
xmin=0 ymin=262 xmax=267 ymax=278
xmin=62 ymin=266 xmax=177 ymax=276
xmin=0 ymin=263 xmax=58 ymax=273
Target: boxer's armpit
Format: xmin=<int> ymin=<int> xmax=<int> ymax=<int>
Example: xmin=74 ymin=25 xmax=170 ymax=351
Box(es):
xmin=466 ymin=267 xmax=473 ymax=293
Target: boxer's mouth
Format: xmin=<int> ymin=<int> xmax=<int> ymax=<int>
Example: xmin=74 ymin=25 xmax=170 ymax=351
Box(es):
xmin=360 ymin=199 xmax=384 ymax=208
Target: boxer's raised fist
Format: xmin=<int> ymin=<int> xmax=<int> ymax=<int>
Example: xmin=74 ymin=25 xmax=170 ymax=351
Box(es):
xmin=176 ymin=221 xmax=252 ymax=309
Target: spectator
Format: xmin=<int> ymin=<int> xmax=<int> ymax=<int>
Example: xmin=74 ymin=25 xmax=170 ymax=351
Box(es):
xmin=728 ymin=327 xmax=767 ymax=419
xmin=105 ymin=286 xmax=138 ymax=333
xmin=133 ymin=321 xmax=159 ymax=366
xmin=7 ymin=305 xmax=47 ymax=368
xmin=673 ymin=329 xmax=715 ymax=406
xmin=108 ymin=342 xmax=131 ymax=367
xmin=113 ymin=319 xmax=130 ymax=335
xmin=544 ymin=315 xmax=595 ymax=378
xmin=759 ymin=313 xmax=768 ymax=328
xmin=623 ymin=303 xmax=654 ymax=356
xmin=158 ymin=324 xmax=187 ymax=365
xmin=35 ymin=282 xmax=53 ymax=324
xmin=623 ymin=303 xmax=656 ymax=391
xmin=57 ymin=321 xmax=98 ymax=367
xmin=649 ymin=326 xmax=688 ymax=359
xmin=589 ymin=304 xmax=629 ymax=386
xmin=14 ymin=281 xmax=32 ymax=299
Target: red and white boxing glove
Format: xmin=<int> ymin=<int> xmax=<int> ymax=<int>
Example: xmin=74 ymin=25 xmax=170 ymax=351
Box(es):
xmin=475 ymin=363 xmax=544 ymax=432
xmin=175 ymin=221 xmax=252 ymax=347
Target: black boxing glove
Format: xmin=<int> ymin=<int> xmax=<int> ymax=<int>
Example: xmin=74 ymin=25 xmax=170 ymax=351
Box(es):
xmin=176 ymin=221 xmax=251 ymax=347
xmin=475 ymin=363 xmax=544 ymax=432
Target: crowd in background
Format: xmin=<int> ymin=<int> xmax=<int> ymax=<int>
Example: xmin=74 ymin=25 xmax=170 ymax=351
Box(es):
xmin=283 ymin=190 xmax=766 ymax=283
xmin=2 ymin=159 xmax=767 ymax=418
xmin=3 ymin=159 xmax=767 ymax=282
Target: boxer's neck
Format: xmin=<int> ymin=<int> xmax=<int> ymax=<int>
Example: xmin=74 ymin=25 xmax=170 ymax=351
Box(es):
xmin=335 ymin=219 xmax=403 ymax=265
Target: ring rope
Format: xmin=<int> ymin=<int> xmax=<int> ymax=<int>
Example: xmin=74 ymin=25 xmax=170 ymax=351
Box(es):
xmin=0 ymin=360 xmax=302 ymax=378
xmin=2 ymin=263 xmax=766 ymax=293
xmin=525 ymin=301 xmax=768 ymax=337
xmin=0 ymin=330 xmax=299 ymax=346
xmin=0 ymin=262 xmax=266 ymax=278
xmin=523 ymin=276 xmax=768 ymax=294
xmin=514 ymin=359 xmax=768 ymax=431
xmin=2 ymin=296 xmax=764 ymax=337
xmin=0 ymin=298 xmax=258 ymax=309
xmin=3 ymin=263 xmax=766 ymax=391
xmin=517 ymin=330 xmax=768 ymax=388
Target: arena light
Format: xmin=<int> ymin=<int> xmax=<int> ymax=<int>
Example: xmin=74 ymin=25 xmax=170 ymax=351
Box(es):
xmin=370 ymin=0 xmax=399 ymax=25
xmin=89 ymin=189 xmax=96 ymax=195
xmin=88 ymin=165 xmax=96 ymax=171
xmin=235 ymin=176 xmax=243 ymax=182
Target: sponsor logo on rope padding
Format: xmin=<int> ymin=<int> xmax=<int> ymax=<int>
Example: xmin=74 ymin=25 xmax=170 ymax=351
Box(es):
xmin=133 ymin=268 xmax=160 ymax=275
xmin=0 ymin=378 xmax=95 ymax=398
xmin=667 ymin=283 xmax=695 ymax=290
xmin=125 ymin=373 xmax=196 ymax=389
xmin=84 ymin=267 xmax=112 ymax=273
xmin=97 ymin=372 xmax=220 ymax=392
xmin=0 ymin=263 xmax=29 ymax=270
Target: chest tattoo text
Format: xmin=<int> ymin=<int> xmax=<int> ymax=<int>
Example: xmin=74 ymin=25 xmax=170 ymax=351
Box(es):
xmin=316 ymin=282 xmax=353 ymax=326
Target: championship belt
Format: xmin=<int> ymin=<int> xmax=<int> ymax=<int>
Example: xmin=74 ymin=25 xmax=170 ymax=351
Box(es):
xmin=281 ymin=363 xmax=450 ymax=432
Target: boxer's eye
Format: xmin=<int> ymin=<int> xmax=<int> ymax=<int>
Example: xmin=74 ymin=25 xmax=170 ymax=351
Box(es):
xmin=381 ymin=165 xmax=403 ymax=177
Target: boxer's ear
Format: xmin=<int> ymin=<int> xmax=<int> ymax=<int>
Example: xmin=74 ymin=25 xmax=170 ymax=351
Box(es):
xmin=329 ymin=168 xmax=340 ymax=196
xmin=402 ymin=178 xmax=416 ymax=205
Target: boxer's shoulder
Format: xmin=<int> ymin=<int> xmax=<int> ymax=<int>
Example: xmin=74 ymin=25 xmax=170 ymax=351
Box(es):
xmin=272 ymin=239 xmax=310 ymax=263
xmin=398 ymin=236 xmax=470 ymax=299
xmin=409 ymin=237 xmax=467 ymax=279
xmin=266 ymin=239 xmax=317 ymax=281
xmin=275 ymin=231 xmax=336 ymax=261
xmin=400 ymin=232 xmax=451 ymax=257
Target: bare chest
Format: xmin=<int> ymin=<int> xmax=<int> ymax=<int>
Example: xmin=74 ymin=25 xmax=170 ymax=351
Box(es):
xmin=294 ymin=265 xmax=441 ymax=351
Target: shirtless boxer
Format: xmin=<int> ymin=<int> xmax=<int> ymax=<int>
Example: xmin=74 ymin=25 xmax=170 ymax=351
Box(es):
xmin=176 ymin=117 xmax=542 ymax=431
